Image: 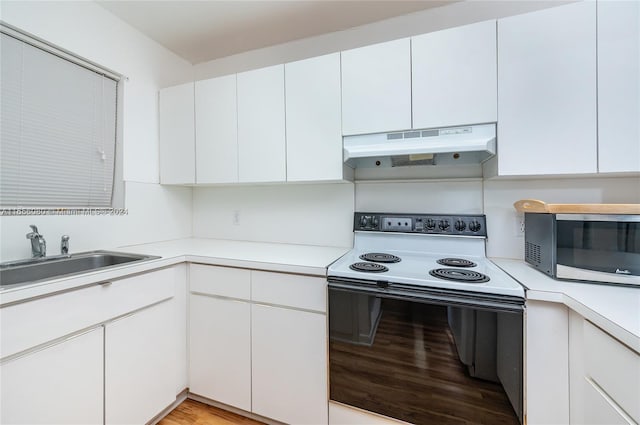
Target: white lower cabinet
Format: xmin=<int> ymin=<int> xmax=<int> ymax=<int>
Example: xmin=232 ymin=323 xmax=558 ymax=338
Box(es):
xmin=189 ymin=294 xmax=251 ymax=411
xmin=0 ymin=267 xmax=181 ymax=425
xmin=0 ymin=327 xmax=104 ymax=425
xmin=525 ymin=300 xmax=570 ymax=424
xmin=188 ymin=264 xmax=328 ymax=424
xmin=569 ymin=311 xmax=640 ymax=425
xmin=252 ymin=303 xmax=328 ymax=425
xmin=105 ymin=299 xmax=177 ymax=425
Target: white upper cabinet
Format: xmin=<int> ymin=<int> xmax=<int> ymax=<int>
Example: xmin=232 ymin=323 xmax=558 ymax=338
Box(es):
xmin=412 ymin=20 xmax=497 ymax=129
xmin=597 ymin=0 xmax=640 ymax=173
xmin=159 ymin=82 xmax=195 ymax=184
xmin=341 ymin=38 xmax=412 ymax=135
xmin=497 ymin=2 xmax=597 ymax=176
xmin=195 ymin=75 xmax=239 ymax=183
xmin=285 ymin=53 xmax=344 ymax=181
xmin=237 ymin=64 xmax=286 ymax=183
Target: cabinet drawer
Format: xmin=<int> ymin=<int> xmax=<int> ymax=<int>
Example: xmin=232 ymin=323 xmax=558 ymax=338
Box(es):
xmin=584 ymin=321 xmax=640 ymax=422
xmin=1 ymin=268 xmax=174 ymax=359
xmin=251 ymin=271 xmax=326 ymax=312
xmin=189 ymin=264 xmax=250 ymax=300
xmin=583 ymin=378 xmax=631 ymax=425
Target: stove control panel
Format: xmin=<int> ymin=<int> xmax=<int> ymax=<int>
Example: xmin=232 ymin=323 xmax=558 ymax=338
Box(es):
xmin=354 ymin=213 xmax=487 ymax=237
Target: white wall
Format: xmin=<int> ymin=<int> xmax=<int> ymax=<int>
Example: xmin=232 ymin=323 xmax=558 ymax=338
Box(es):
xmin=0 ymin=182 xmax=192 ymax=261
xmin=484 ymin=176 xmax=640 ymax=259
xmin=0 ymin=2 xmax=194 ymax=261
xmin=355 ymin=180 xmax=483 ymax=214
xmin=194 ymin=1 xmax=567 ymax=79
xmin=353 ymin=175 xmax=640 ymax=261
xmin=192 ymin=184 xmax=354 ymax=248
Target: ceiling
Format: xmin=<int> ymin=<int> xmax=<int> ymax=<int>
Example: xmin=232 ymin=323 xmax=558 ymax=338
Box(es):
xmin=96 ymin=1 xmax=454 ymax=64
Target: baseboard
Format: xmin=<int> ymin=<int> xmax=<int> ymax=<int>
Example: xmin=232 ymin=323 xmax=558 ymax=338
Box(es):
xmin=187 ymin=392 xmax=285 ymax=425
xmin=148 ymin=388 xmax=189 ymax=425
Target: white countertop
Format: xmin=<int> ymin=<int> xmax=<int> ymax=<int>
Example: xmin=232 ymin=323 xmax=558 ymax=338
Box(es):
xmin=492 ymin=258 xmax=640 ymax=352
xmin=0 ymin=238 xmax=350 ymax=305
xmin=3 ymin=240 xmax=638 ymax=353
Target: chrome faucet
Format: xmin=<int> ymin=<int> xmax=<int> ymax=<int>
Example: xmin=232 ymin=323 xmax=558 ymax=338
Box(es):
xmin=26 ymin=225 xmax=46 ymax=258
xmin=61 ymin=235 xmax=70 ymax=255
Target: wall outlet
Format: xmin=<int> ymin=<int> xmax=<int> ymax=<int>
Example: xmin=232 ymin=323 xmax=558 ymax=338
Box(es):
xmin=233 ymin=210 xmax=240 ymax=225
xmin=514 ymin=212 xmax=525 ymax=237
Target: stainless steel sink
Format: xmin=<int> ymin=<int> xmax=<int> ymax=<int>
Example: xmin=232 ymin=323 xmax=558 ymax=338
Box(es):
xmin=0 ymin=251 xmax=160 ymax=288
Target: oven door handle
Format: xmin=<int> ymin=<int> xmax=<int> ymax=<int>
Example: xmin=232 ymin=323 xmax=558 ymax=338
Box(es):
xmin=328 ymin=278 xmax=524 ymax=313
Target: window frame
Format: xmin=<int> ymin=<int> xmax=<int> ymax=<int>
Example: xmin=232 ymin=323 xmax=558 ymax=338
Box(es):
xmin=0 ymin=21 xmax=125 ymax=215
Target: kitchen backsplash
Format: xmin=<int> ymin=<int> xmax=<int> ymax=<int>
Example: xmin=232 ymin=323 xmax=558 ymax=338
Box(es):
xmin=484 ymin=176 xmax=640 ymax=259
xmin=192 ymin=183 xmax=355 ymax=248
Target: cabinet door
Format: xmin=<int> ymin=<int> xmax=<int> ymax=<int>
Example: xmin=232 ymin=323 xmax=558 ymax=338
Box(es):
xmin=105 ymin=300 xmax=176 ymax=425
xmin=159 ymin=82 xmax=195 ymax=184
xmin=285 ymin=53 xmax=343 ymax=181
xmin=173 ymin=264 xmax=188 ymax=394
xmin=597 ymin=0 xmax=640 ymax=173
xmin=195 ymin=75 xmax=239 ymax=183
xmin=252 ymin=304 xmax=328 ymax=424
xmin=189 ymin=294 xmax=251 ymax=410
xmin=0 ymin=327 xmax=103 ymax=425
xmin=497 ymin=2 xmax=597 ymax=176
xmin=237 ymin=64 xmax=286 ymax=183
xmin=341 ymin=38 xmax=411 ymax=135
xmin=412 ymin=20 xmax=497 ymax=129
xmin=526 ymin=300 xmax=570 ymax=424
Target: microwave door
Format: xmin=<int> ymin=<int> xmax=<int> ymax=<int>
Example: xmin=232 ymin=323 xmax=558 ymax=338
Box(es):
xmin=556 ymin=215 xmax=640 ymax=285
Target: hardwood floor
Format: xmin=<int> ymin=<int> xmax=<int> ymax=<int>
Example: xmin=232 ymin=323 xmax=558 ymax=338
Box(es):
xmin=330 ymin=300 xmax=520 ymax=425
xmin=159 ymin=399 xmax=264 ymax=425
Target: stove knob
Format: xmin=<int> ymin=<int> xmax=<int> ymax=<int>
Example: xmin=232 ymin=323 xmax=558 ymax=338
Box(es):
xmin=426 ymin=219 xmax=436 ymax=230
xmin=455 ymin=220 xmax=466 ymax=231
xmin=376 ymin=280 xmax=389 ymax=289
xmin=359 ymin=216 xmax=369 ymax=228
xmin=438 ymin=220 xmax=450 ymax=231
xmin=469 ymin=220 xmax=482 ymax=232
xmin=372 ymin=217 xmax=379 ymax=229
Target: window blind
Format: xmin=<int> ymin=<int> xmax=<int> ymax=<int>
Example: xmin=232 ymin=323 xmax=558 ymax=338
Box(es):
xmin=0 ymin=31 xmax=118 ymax=208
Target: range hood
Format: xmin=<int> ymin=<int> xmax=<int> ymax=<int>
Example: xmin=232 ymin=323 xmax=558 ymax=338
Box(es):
xmin=343 ymin=123 xmax=496 ymax=168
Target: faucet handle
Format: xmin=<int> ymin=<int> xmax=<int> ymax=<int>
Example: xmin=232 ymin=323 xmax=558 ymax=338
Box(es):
xmin=29 ymin=224 xmax=39 ymax=233
xmin=61 ymin=235 xmax=70 ymax=255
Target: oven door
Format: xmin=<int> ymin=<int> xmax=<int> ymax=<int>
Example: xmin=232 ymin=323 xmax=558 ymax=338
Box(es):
xmin=328 ymin=281 xmax=524 ymax=425
xmin=555 ymin=214 xmax=640 ymax=285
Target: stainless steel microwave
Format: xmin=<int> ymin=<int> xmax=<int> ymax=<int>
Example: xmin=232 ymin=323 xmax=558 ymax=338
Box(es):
xmin=524 ymin=213 xmax=640 ymax=286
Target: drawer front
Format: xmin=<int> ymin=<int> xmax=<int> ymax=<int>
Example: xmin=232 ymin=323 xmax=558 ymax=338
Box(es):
xmin=584 ymin=321 xmax=640 ymax=422
xmin=251 ymin=271 xmax=326 ymax=312
xmin=189 ymin=264 xmax=250 ymax=300
xmin=582 ymin=378 xmax=632 ymax=425
xmin=1 ymin=267 xmax=174 ymax=360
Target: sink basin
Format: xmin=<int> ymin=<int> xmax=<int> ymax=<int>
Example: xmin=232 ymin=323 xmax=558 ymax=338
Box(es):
xmin=0 ymin=251 xmax=160 ymax=288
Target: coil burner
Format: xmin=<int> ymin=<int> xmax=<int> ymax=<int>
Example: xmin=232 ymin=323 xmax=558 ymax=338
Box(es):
xmin=349 ymin=262 xmax=389 ymax=273
xmin=429 ymin=268 xmax=490 ymax=283
xmin=437 ymin=258 xmax=477 ymax=268
xmin=359 ymin=253 xmax=401 ymax=263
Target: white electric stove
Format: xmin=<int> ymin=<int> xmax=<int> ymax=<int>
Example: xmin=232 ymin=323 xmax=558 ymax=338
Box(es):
xmin=327 ymin=212 xmax=525 ymax=425
xmin=328 ymin=212 xmax=525 ymax=309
